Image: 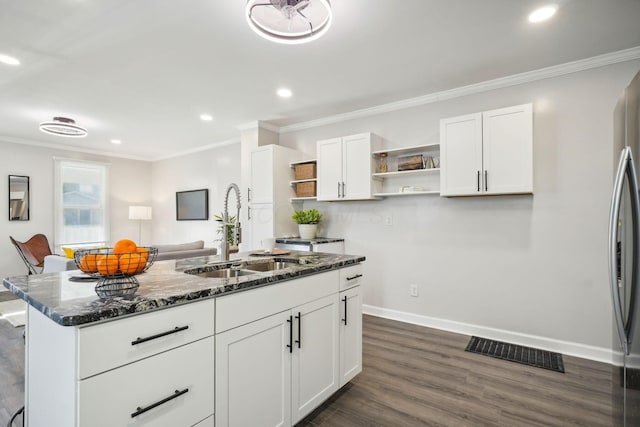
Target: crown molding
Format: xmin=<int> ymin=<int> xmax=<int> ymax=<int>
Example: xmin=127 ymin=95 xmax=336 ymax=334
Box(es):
xmin=236 ymin=120 xmax=280 ymax=133
xmin=151 ymin=138 xmax=240 ymax=162
xmin=0 ymin=135 xmax=152 ymax=162
xmin=279 ymin=46 xmax=640 ymax=134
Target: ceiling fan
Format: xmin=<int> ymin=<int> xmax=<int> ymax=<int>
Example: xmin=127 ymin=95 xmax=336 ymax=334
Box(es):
xmin=246 ymin=0 xmax=333 ymax=44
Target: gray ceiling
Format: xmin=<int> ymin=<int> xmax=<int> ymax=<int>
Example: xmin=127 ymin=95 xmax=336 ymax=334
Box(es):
xmin=1 ymin=0 xmax=639 ymax=160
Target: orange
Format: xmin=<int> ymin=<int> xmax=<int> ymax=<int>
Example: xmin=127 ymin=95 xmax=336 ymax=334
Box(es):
xmin=136 ymin=247 xmax=149 ymax=263
xmin=113 ymin=239 xmax=137 ymax=255
xmin=79 ymin=254 xmax=98 ymax=273
xmin=97 ymin=254 xmax=120 ymax=275
xmin=119 ymin=253 xmax=144 ymax=275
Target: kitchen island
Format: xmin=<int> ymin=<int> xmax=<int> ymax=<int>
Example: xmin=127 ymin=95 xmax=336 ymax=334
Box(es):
xmin=3 ymin=251 xmax=365 ymax=427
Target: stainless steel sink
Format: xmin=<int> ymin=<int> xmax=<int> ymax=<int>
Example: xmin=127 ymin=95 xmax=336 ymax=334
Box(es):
xmin=190 ymin=268 xmax=255 ymax=279
xmin=244 ymin=260 xmax=299 ymax=272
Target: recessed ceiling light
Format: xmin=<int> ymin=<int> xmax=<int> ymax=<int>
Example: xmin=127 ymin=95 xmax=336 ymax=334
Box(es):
xmin=0 ymin=54 xmax=20 ymax=66
xmin=110 ymin=139 xmax=122 ymax=145
xmin=277 ymin=88 xmax=292 ymax=98
xmin=39 ymin=117 xmax=88 ymax=138
xmin=528 ymin=5 xmax=557 ymax=23
xmin=200 ymin=114 xmax=213 ymax=121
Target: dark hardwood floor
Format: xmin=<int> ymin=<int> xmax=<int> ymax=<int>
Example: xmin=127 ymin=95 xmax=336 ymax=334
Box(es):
xmin=0 ymin=312 xmax=613 ymax=427
xmin=299 ymin=315 xmax=613 ymax=427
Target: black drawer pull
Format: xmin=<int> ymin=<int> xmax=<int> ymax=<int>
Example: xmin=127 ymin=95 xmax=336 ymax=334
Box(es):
xmin=131 ymin=388 xmax=189 ymax=418
xmin=342 ymin=296 xmax=348 ymax=325
xmin=346 ymin=274 xmax=363 ymax=281
xmin=286 ymin=315 xmax=293 ymax=353
xmin=295 ymin=312 xmax=301 ymax=349
xmin=131 ymin=326 xmax=189 ymax=346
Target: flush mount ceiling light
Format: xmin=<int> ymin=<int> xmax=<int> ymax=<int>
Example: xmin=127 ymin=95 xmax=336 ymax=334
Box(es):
xmin=528 ymin=4 xmax=558 ymax=23
xmin=110 ymin=139 xmax=122 ymax=145
xmin=39 ymin=117 xmax=88 ymax=138
xmin=246 ymin=0 xmax=332 ymax=45
xmin=200 ymin=114 xmax=213 ymax=121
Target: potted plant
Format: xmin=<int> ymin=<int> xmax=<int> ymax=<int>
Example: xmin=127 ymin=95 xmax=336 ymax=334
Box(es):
xmin=292 ymin=209 xmax=322 ymax=239
xmin=214 ymin=213 xmax=238 ymax=251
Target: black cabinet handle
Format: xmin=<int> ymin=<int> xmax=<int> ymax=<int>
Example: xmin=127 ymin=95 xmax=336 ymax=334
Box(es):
xmin=131 ymin=326 xmax=189 ymax=346
xmin=286 ymin=315 xmax=293 ymax=353
xmin=247 ymin=188 xmax=251 ymax=202
xmin=342 ymin=296 xmax=348 ymax=325
xmin=484 ymin=170 xmax=488 ymax=192
xmin=131 ymin=388 xmax=189 ymax=418
xmin=477 ymin=171 xmax=480 ymax=192
xmin=248 ymin=206 xmax=251 ymax=220
xmin=295 ymin=312 xmax=301 ymax=349
xmin=346 ymin=274 xmax=362 ymax=281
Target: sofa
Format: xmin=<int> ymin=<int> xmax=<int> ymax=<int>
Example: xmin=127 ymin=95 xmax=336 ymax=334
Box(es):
xmin=42 ymin=240 xmax=217 ymax=273
xmin=154 ymin=240 xmax=217 ymax=261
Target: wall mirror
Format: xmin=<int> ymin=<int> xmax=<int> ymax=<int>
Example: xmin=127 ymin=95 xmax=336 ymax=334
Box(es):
xmin=9 ymin=175 xmax=29 ymax=221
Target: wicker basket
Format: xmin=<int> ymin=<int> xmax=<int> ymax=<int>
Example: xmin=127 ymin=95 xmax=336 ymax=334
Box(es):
xmin=296 ymin=181 xmax=316 ymax=197
xmin=294 ymin=163 xmax=316 ymax=180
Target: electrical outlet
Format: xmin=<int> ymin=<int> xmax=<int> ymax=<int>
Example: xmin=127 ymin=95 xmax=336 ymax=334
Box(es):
xmin=409 ymin=284 xmax=419 ymax=297
xmin=384 ymin=215 xmax=393 ymax=226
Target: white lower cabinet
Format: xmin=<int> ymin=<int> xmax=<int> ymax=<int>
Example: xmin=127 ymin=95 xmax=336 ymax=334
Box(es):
xmin=215 ymin=294 xmax=340 ymax=427
xmin=339 ymin=286 xmax=362 ymax=387
xmin=291 ymin=294 xmax=340 ymax=424
xmin=79 ymin=337 xmax=215 ymax=427
xmin=215 ymin=268 xmax=360 ymax=427
xmin=215 ymin=311 xmax=292 ymax=427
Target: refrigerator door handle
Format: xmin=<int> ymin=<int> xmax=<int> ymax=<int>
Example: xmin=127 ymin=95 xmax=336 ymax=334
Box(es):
xmin=609 ymin=147 xmax=640 ymax=355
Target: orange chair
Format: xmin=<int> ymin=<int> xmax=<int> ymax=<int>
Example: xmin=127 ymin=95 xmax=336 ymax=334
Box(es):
xmin=9 ymin=234 xmax=53 ymax=275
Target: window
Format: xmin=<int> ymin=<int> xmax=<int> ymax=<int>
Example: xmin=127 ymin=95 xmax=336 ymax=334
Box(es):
xmin=54 ymin=159 xmax=109 ymax=249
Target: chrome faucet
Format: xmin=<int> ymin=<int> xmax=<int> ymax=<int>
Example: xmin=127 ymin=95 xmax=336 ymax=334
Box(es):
xmin=221 ymin=183 xmax=242 ymax=261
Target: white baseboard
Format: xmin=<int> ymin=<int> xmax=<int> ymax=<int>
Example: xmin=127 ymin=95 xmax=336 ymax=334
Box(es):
xmin=363 ymin=304 xmax=613 ymax=365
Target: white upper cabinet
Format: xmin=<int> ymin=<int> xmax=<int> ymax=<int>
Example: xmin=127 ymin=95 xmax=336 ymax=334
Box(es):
xmin=440 ymin=103 xmax=533 ymax=197
xmin=250 ymin=146 xmax=275 ymax=204
xmin=317 ymin=133 xmax=380 ymax=201
xmin=245 ymin=145 xmax=301 ymax=250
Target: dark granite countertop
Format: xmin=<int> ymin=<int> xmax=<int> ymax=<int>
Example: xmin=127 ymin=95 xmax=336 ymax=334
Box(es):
xmin=3 ymin=251 xmax=365 ymax=327
xmin=275 ymin=237 xmax=344 ymax=244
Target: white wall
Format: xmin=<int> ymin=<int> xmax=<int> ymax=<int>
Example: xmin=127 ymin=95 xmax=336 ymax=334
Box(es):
xmin=0 ymin=141 xmax=152 ymax=277
xmin=278 ymin=60 xmax=640 ymax=357
xmin=150 ymin=143 xmax=241 ymax=248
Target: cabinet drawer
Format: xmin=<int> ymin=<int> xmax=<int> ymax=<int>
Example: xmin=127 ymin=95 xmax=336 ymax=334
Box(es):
xmin=79 ymin=337 xmax=215 ymax=427
xmin=78 ymin=299 xmax=215 ymax=379
xmin=339 ymin=264 xmax=363 ymax=290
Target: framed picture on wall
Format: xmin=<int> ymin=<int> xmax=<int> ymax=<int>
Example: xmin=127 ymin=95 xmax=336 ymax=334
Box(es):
xmin=176 ymin=189 xmax=209 ymax=221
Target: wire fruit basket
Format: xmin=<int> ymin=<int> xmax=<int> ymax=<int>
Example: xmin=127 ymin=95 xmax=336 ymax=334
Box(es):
xmin=74 ymin=247 xmax=158 ymax=296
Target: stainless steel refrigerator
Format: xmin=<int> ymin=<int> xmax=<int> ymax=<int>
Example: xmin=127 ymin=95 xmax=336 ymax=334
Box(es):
xmin=610 ymin=69 xmax=640 ymax=426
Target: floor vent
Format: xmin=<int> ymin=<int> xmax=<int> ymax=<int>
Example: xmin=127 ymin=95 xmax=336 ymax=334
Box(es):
xmin=465 ymin=336 xmax=565 ymax=373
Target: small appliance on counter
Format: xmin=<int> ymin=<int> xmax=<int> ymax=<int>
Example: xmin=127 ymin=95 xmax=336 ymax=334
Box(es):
xmin=275 ymin=237 xmax=344 ymax=254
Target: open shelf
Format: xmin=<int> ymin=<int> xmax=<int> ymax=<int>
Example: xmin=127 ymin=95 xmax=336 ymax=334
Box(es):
xmin=373 ymin=168 xmax=440 ymax=178
xmin=290 ymin=197 xmax=317 ymax=202
xmin=373 ymin=191 xmax=440 ymax=197
xmin=289 ymin=159 xmax=317 ymax=167
xmin=290 ymin=178 xmax=317 ymax=185
xmin=372 ymin=143 xmax=439 ymax=157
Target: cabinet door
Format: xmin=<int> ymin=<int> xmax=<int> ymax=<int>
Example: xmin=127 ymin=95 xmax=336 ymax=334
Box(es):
xmin=482 ymin=103 xmax=533 ymax=195
xmin=249 ymin=203 xmax=274 ymax=251
xmin=440 ymin=113 xmax=483 ymax=196
xmin=342 ymin=133 xmax=374 ymax=200
xmin=317 ymin=137 xmax=343 ymax=201
xmin=215 ymin=311 xmax=292 ymax=427
xmin=250 ymin=146 xmax=274 ymax=204
xmin=291 ymin=294 xmax=340 ymax=424
xmin=339 ymin=286 xmax=362 ymax=387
